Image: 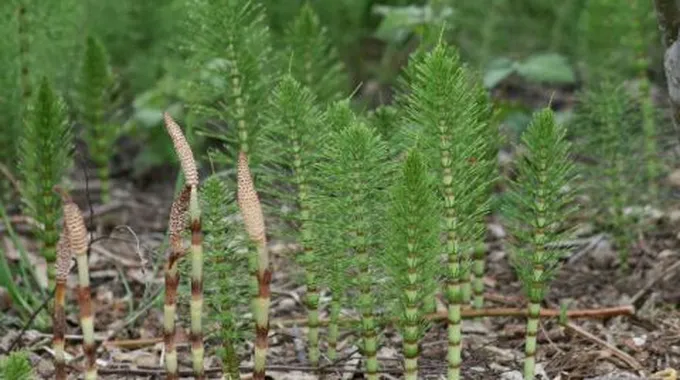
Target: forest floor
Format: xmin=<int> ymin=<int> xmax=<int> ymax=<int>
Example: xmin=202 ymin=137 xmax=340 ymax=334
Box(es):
xmin=3 ymin=83 xmax=680 ymax=380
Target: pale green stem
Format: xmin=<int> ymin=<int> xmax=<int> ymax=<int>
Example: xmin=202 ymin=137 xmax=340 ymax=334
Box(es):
xmin=523 ymin=302 xmax=540 ymax=380
xmin=328 ymin=299 xmax=340 ymax=361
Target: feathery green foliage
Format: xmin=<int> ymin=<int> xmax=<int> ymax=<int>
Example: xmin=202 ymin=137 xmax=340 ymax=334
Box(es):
xmin=261 ymin=74 xmax=325 ymax=365
xmin=18 ymin=77 xmax=73 ymax=284
xmin=572 ymin=81 xmax=641 ymax=269
xmin=504 ymin=108 xmax=578 ymax=380
xmin=78 ymin=35 xmax=118 ymax=204
xmin=281 ymin=3 xmax=348 ymax=102
xmin=577 ymin=0 xmax=657 ymax=82
xmin=383 ymin=148 xmax=439 ymax=380
xmin=313 ymin=118 xmax=393 ymax=376
xmin=201 ymin=174 xmax=249 ymax=379
xmin=186 ymin=0 xmax=273 ymax=166
xmin=0 ymin=351 xmax=34 ymax=380
xmin=398 ymin=40 xmax=491 ymax=380
xmin=0 ymin=0 xmax=83 ymax=200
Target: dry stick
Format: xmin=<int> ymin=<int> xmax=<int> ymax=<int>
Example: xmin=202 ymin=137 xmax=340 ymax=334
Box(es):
xmin=163 ymin=187 xmax=190 ymax=380
xmin=271 ymin=305 xmax=635 ymax=328
xmin=237 ymin=151 xmax=271 ymax=380
xmin=563 ymin=322 xmax=643 ymax=372
xmin=164 ymin=112 xmax=205 ymax=378
xmin=53 ymin=229 xmax=71 ymax=380
xmin=57 ymin=188 xmax=97 ymax=380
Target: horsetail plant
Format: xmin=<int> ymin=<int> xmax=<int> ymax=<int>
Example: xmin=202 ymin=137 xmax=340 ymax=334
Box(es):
xmin=201 ymin=174 xmax=249 ymax=379
xmin=187 ymin=0 xmax=272 ymax=165
xmin=504 ymin=108 xmax=578 ymax=380
xmin=398 ymin=40 xmax=491 ymax=380
xmin=314 ymin=120 xmax=393 ymax=379
xmin=281 ymin=2 xmax=348 ymax=102
xmin=383 ymin=149 xmax=440 ymax=380
xmin=163 ymin=113 xmax=205 ymax=379
xmin=53 ymin=228 xmax=71 ymax=380
xmin=262 ymin=74 xmax=324 ymax=365
xmin=77 ymin=35 xmax=118 ymax=204
xmin=307 ymin=99 xmax=357 ymax=361
xmin=572 ymin=81 xmax=639 ymax=269
xmin=237 ymin=151 xmax=271 ymax=380
xmin=56 ymin=187 xmax=96 ymax=380
xmin=18 ymin=77 xmax=73 ymax=288
xmin=0 ymin=351 xmax=34 ymax=380
xmin=163 ymin=185 xmax=190 ymax=380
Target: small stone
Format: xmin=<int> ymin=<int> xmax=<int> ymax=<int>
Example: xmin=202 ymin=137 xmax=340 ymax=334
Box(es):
xmin=659 ymin=249 xmax=677 ymax=259
xmin=668 ymin=169 xmax=680 ymax=188
xmin=488 ymin=223 xmax=506 ymax=239
xmin=590 ymin=239 xmax=617 ymax=269
xmin=500 ymin=370 xmax=523 ymax=380
xmin=489 ymin=250 xmax=507 ymax=262
xmin=669 ymin=209 xmax=680 ymax=223
xmin=36 ymin=357 xmax=55 ymax=378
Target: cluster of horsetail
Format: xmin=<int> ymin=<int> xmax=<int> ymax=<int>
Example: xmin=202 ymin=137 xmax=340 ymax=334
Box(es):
xmin=8 ymin=1 xmax=660 ymax=379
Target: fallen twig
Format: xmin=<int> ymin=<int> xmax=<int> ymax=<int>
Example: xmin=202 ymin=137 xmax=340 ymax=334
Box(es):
xmin=563 ymin=322 xmax=643 ymax=372
xmin=271 ymin=305 xmax=635 ymax=328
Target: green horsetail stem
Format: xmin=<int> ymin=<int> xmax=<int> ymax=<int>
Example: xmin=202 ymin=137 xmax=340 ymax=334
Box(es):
xmin=57 ymin=188 xmax=97 ymax=380
xmin=327 ymin=300 xmax=341 ymax=361
xmin=163 ymin=187 xmax=190 ymax=380
xmin=505 ymin=108 xmax=577 ymax=380
xmin=385 ymin=149 xmax=440 ymax=380
xmin=53 ymin=229 xmax=71 ymax=380
xmin=237 ymin=151 xmax=271 ymax=380
xmin=163 ymin=113 xmax=204 ymax=378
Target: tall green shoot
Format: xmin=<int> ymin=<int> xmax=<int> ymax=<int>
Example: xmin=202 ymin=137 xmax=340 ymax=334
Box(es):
xmin=18 ymin=77 xmax=73 ymax=288
xmin=383 ymin=148 xmax=439 ymax=380
xmin=313 ymin=120 xmax=393 ymax=379
xmin=398 ymin=40 xmax=490 ymax=380
xmin=77 ymin=35 xmax=119 ymax=204
xmin=262 ymin=74 xmax=324 ymax=365
xmin=504 ymin=108 xmax=578 ymax=380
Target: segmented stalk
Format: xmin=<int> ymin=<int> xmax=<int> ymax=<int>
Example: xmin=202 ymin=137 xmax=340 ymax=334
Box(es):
xmin=237 ymin=152 xmax=270 ymax=380
xmin=471 ymin=242 xmax=486 ymax=309
xmin=189 ymin=185 xmax=205 ymax=379
xmin=53 ymin=229 xmax=71 ymax=380
xmin=352 ymin=178 xmax=378 ymax=380
xmin=163 ymin=113 xmax=204 ymax=378
xmin=524 ymin=302 xmax=540 ymax=380
xmin=58 ymin=189 xmax=96 ymax=380
xmin=163 ymin=187 xmax=190 ymax=380
xmin=327 ymin=299 xmax=341 ymax=361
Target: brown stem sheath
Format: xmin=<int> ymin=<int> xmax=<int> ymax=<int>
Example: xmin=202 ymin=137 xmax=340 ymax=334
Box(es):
xmin=57 ymin=188 xmax=97 ymax=380
xmin=237 ymin=151 xmax=270 ymax=380
xmin=164 ymin=186 xmax=190 ymax=380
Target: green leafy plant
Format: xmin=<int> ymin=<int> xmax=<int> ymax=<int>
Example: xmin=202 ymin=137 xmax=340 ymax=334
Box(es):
xmin=397 ymin=40 xmax=493 ymax=380
xmin=261 ymin=74 xmax=324 ymax=365
xmin=382 ymin=148 xmax=439 ymax=380
xmin=281 ymin=2 xmax=348 ymax=102
xmin=18 ymin=77 xmax=73 ymax=287
xmin=504 ymin=108 xmax=578 ymax=380
xmin=77 ymin=35 xmax=119 ymax=204
xmin=313 ymin=119 xmax=393 ymax=379
xmin=0 ymin=351 xmax=34 ymax=380
xmin=186 ymin=0 xmax=273 ymax=166
xmin=572 ymin=80 xmax=641 ymax=269
xmin=201 ymin=173 xmax=249 ymax=379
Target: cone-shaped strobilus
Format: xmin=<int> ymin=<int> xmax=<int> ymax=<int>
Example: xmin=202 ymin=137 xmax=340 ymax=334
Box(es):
xmin=237 ymin=151 xmax=271 ymax=380
xmin=163 ymin=113 xmax=204 ymax=379
xmin=383 ymin=148 xmax=440 ymax=380
xmin=504 ymin=108 xmax=578 ymax=380
xmin=397 ymin=40 xmax=493 ymax=380
xmin=313 ymin=118 xmax=394 ymax=380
